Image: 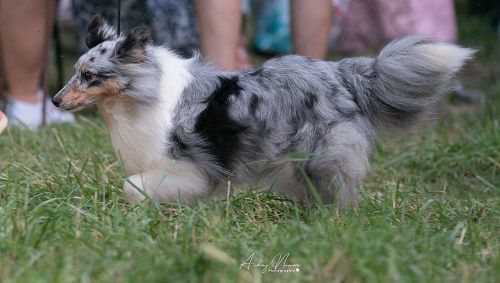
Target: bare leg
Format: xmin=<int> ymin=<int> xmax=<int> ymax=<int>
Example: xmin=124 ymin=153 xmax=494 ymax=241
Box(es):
xmin=123 ymin=161 xmax=212 ymax=205
xmin=0 ymin=0 xmax=55 ymax=103
xmin=291 ymin=0 xmax=332 ymax=59
xmin=194 ymin=0 xmax=241 ymax=71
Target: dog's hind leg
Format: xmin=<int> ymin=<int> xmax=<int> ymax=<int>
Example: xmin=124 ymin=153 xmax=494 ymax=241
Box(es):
xmin=123 ymin=160 xmax=212 ymax=205
xmin=303 ymin=122 xmax=371 ymax=209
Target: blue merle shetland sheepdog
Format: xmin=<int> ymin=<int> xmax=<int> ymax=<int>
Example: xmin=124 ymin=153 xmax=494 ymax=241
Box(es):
xmin=53 ymin=15 xmax=474 ymax=208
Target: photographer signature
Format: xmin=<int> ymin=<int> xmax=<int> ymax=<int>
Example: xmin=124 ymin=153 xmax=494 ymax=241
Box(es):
xmin=240 ymin=252 xmax=301 ymax=273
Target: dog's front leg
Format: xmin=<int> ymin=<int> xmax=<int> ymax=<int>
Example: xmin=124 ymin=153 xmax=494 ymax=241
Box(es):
xmin=123 ymin=160 xmax=212 ymax=205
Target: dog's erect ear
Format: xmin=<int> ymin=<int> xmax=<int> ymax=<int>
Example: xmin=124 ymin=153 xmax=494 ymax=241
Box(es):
xmin=86 ymin=15 xmax=117 ymax=49
xmin=116 ymin=25 xmax=152 ymax=63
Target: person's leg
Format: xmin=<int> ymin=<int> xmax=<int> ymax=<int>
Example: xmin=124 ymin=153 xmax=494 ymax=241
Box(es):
xmin=194 ymin=0 xmax=241 ymax=70
xmin=0 ymin=0 xmax=74 ymax=128
xmin=291 ymin=0 xmax=332 ymax=59
xmin=0 ymin=0 xmax=54 ymax=103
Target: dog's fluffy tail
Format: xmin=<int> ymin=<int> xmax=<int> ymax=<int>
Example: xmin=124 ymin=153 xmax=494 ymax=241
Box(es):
xmin=338 ymin=36 xmax=475 ymax=129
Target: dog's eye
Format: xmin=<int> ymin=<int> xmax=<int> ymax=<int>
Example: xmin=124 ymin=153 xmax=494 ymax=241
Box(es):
xmin=82 ymin=71 xmax=94 ymax=81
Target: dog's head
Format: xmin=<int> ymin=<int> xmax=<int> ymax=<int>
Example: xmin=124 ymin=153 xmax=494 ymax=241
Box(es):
xmin=52 ymin=15 xmax=153 ymax=111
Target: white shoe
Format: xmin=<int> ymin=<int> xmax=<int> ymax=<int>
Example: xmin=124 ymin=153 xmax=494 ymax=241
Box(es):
xmin=6 ymin=90 xmax=75 ymax=129
xmin=0 ymin=111 xmax=7 ymax=134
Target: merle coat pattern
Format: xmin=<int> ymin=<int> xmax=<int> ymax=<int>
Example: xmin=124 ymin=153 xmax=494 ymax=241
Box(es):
xmin=53 ymin=16 xmax=474 ymax=208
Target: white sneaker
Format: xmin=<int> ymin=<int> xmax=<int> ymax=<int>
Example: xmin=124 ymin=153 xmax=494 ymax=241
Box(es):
xmin=0 ymin=111 xmax=7 ymax=134
xmin=6 ymin=90 xmax=75 ymax=129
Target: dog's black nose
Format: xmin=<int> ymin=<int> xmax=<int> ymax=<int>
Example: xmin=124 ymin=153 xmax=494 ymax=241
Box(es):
xmin=52 ymin=96 xmax=61 ymax=107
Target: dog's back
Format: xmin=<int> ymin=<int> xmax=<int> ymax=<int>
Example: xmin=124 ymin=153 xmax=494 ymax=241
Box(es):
xmin=168 ymin=36 xmax=474 ymax=206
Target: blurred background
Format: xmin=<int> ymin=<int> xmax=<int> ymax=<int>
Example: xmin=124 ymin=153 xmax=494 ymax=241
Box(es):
xmin=0 ymin=0 xmax=498 ymax=128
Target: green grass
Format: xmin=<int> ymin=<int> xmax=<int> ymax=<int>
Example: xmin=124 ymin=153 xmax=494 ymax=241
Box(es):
xmin=1 ymin=9 xmax=499 ymax=283
xmin=1 ymin=97 xmax=498 ymax=283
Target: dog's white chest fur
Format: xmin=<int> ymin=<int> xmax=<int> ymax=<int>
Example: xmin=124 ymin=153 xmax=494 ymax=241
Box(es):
xmin=100 ymin=50 xmax=192 ymax=175
xmin=101 ymin=102 xmax=170 ymax=174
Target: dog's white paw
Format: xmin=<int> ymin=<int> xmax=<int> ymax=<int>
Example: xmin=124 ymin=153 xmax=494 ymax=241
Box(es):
xmin=123 ymin=175 xmax=147 ymax=205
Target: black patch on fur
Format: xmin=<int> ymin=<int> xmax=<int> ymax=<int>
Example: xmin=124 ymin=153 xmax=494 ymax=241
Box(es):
xmin=371 ymin=93 xmax=417 ymax=125
xmin=86 ymin=15 xmax=113 ymax=49
xmin=116 ymin=25 xmax=152 ymax=62
xmin=88 ymin=79 xmax=103 ymax=87
xmin=277 ymin=80 xmax=291 ymax=91
xmin=343 ymin=110 xmax=361 ymax=121
xmin=305 ymin=56 xmax=315 ymax=61
xmin=123 ymin=81 xmax=133 ymax=90
xmin=95 ymin=70 xmax=112 ymax=78
xmin=256 ymin=76 xmax=267 ymax=85
xmin=89 ymin=57 xmax=95 ymax=62
xmin=249 ymin=68 xmax=263 ymax=76
xmin=249 ymin=94 xmax=260 ymax=116
xmin=171 ymin=132 xmax=189 ymax=151
xmin=256 ymin=120 xmax=269 ymax=135
xmin=194 ymin=76 xmax=246 ymax=170
xmin=290 ymin=92 xmax=320 ymax=133
xmin=320 ymin=74 xmax=330 ymax=84
xmin=248 ymin=68 xmax=268 ymax=85
xmin=304 ymin=92 xmax=317 ymax=109
xmin=100 ymin=48 xmax=107 ymax=54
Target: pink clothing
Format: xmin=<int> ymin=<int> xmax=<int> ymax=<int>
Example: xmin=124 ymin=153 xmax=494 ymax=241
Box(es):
xmin=410 ymin=0 xmax=457 ymax=42
xmin=335 ymin=0 xmax=457 ymax=53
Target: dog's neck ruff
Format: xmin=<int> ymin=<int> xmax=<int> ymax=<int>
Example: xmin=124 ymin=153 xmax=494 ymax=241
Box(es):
xmin=100 ymin=47 xmax=193 ymax=175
